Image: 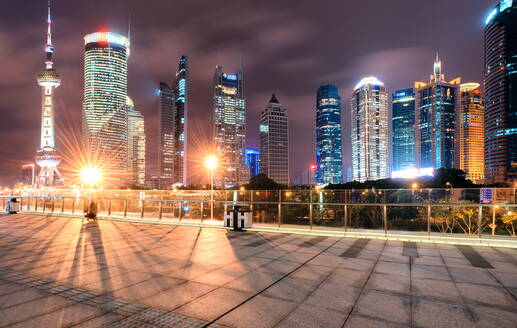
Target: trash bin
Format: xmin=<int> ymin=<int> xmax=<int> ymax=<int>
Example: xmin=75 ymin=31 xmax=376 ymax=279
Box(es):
xmin=6 ymin=198 xmax=20 ymax=214
xmin=84 ymin=200 xmax=98 ymax=221
xmin=224 ymin=205 xmax=252 ymax=231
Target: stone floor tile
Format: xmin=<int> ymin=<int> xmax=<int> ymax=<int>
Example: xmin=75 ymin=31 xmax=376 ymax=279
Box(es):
xmin=353 ymin=290 xmax=410 ymax=325
xmin=8 ymin=303 xmax=104 ymax=328
xmin=412 ymin=298 xmax=473 ymax=328
xmin=456 ymin=282 xmax=516 ymax=308
xmin=412 ymin=278 xmax=462 ymax=303
xmin=224 ymin=271 xmax=284 ymax=293
xmin=412 ymin=264 xmax=451 ymax=281
xmin=0 ymin=294 xmax=75 ymax=326
xmin=365 ymin=273 xmax=410 ymax=294
xmin=175 ymin=287 xmax=253 ymax=321
xmin=491 ymin=271 xmax=517 ymax=288
xmin=470 ymin=304 xmax=517 ymax=328
xmin=303 ymin=282 xmax=360 ymax=312
xmin=339 ymin=258 xmax=375 ymax=272
xmin=139 ymin=281 xmax=217 ymax=311
xmin=448 ymin=267 xmax=499 ymax=286
xmin=0 ymin=287 xmax=48 ymax=309
xmin=374 ymin=261 xmax=410 ymax=276
xmin=275 ymin=304 xmax=348 ymax=328
xmin=326 ymin=268 xmax=369 ymax=288
xmin=344 ymin=314 xmax=407 ymax=328
xmin=262 ymin=276 xmax=319 ymax=303
xmin=289 ymin=264 xmax=334 ymax=282
xmin=412 ymin=256 xmax=444 ymax=266
xmin=215 ymin=295 xmax=297 ymax=328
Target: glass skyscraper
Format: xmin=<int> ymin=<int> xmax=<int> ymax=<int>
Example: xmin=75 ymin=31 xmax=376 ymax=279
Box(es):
xmin=127 ymin=97 xmax=146 ymax=188
xmin=456 ymin=83 xmax=485 ymax=182
xmin=82 ymin=31 xmax=130 ymax=186
xmin=212 ymin=66 xmax=248 ymax=187
xmin=244 ymin=148 xmax=260 ymax=178
xmin=392 ymin=88 xmax=416 ymax=172
xmin=415 ymin=54 xmax=461 ymax=170
xmin=484 ymin=0 xmax=517 ymax=183
xmin=158 ymin=82 xmax=175 ymax=189
xmin=316 ymin=84 xmax=343 ymax=184
xmin=260 ymin=94 xmax=289 ymax=185
xmin=351 ymin=77 xmax=389 ymax=182
xmin=173 ymin=56 xmax=188 ymax=186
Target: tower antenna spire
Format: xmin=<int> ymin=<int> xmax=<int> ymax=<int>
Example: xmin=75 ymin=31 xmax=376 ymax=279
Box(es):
xmin=45 ymin=0 xmax=54 ymax=69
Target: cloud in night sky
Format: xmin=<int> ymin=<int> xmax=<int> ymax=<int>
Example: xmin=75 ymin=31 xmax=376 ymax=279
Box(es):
xmin=0 ymin=0 xmax=496 ymax=185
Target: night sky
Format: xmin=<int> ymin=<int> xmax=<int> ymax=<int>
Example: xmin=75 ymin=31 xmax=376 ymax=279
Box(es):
xmin=0 ymin=0 xmax=498 ymax=185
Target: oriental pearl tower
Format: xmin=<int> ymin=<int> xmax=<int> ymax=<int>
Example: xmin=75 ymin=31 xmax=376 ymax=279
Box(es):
xmin=35 ymin=1 xmax=62 ymax=187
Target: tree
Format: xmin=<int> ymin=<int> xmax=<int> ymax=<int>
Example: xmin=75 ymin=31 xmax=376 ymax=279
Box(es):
xmin=242 ymin=174 xmax=287 ymax=190
xmin=501 ymin=211 xmax=517 ymax=237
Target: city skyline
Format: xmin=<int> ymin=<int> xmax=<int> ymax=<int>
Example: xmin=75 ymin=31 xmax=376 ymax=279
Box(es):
xmin=0 ymin=0 xmax=500 ymax=185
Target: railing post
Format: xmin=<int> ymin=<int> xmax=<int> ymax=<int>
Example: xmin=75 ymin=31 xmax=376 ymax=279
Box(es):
xmin=123 ymin=199 xmax=127 ymax=218
xmin=159 ymin=200 xmax=163 ymax=221
xmin=309 ymin=190 xmax=313 ymax=230
xmin=278 ymin=191 xmax=282 ymax=228
xmin=140 ymin=200 xmax=145 ymax=219
xmin=34 ymin=197 xmax=38 ymax=212
xmin=200 ymin=201 xmax=204 ymax=222
xmin=344 ymin=204 xmax=348 ymax=233
xmin=71 ymin=198 xmax=75 ymax=214
xmin=427 ymin=205 xmax=431 ymax=239
xmin=179 ymin=201 xmax=183 ymax=221
xmin=383 ymin=205 xmax=387 ymax=236
xmin=108 ymin=199 xmax=112 ymax=217
xmin=42 ymin=198 xmax=46 ymax=213
xmin=61 ymin=197 xmax=64 ymax=213
xmin=250 ymin=191 xmax=254 ymax=212
xmin=478 ymin=205 xmax=483 ymax=239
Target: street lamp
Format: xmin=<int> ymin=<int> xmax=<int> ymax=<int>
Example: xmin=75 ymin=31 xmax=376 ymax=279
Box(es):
xmin=205 ymin=156 xmax=217 ymax=220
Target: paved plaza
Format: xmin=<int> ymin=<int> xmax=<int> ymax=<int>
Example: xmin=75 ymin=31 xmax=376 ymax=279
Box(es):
xmin=0 ymin=214 xmax=516 ymax=327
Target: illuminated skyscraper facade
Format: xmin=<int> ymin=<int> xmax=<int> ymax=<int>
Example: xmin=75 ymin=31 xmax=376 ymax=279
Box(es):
xmin=127 ymin=97 xmax=146 ymax=188
xmin=244 ymin=148 xmax=260 ymax=178
xmin=415 ymin=54 xmax=461 ymax=170
xmin=260 ymin=94 xmax=289 ymax=185
xmin=316 ymin=84 xmax=343 ymax=184
xmin=82 ymin=31 xmax=129 ymax=186
xmin=392 ymin=88 xmax=416 ymax=172
xmin=158 ymin=82 xmax=175 ymax=189
xmin=456 ymin=83 xmax=484 ymax=182
xmin=212 ymin=66 xmax=248 ymax=187
xmin=173 ymin=56 xmax=188 ymax=186
xmin=484 ymin=0 xmax=517 ymax=183
xmin=351 ymin=77 xmax=388 ymax=182
xmin=35 ymin=3 xmax=62 ymax=187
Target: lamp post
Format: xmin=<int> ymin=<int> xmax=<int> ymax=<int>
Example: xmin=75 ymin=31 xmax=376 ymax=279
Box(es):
xmin=205 ymin=156 xmax=217 ymax=221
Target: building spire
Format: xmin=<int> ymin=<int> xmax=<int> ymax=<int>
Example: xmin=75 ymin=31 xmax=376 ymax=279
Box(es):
xmin=433 ymin=52 xmax=442 ymax=81
xmin=45 ymin=0 xmax=54 ymax=69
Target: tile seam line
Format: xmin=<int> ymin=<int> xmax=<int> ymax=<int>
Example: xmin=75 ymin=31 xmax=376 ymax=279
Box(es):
xmin=200 ymin=237 xmax=342 ymax=328
xmin=340 ymin=240 xmax=387 ymax=328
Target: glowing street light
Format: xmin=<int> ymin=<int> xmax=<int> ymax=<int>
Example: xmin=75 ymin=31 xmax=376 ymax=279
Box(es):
xmin=80 ymin=167 xmax=102 ymax=186
xmin=205 ymin=156 xmax=217 ymax=220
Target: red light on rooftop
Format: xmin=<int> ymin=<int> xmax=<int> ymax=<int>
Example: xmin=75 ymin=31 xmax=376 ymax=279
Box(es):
xmin=310 ymin=164 xmax=317 ymax=170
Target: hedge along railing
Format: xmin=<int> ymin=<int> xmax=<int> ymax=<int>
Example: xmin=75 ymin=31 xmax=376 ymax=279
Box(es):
xmin=2 ymin=191 xmax=517 ymax=242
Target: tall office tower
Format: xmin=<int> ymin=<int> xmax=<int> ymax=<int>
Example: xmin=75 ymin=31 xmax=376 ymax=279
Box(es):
xmin=82 ymin=31 xmax=130 ymax=186
xmin=126 ymin=97 xmax=146 ymax=188
xmin=35 ymin=2 xmax=63 ymax=187
xmin=173 ymin=56 xmax=188 ymax=186
xmin=244 ymin=148 xmax=260 ymax=177
xmin=316 ymin=84 xmax=343 ymax=184
xmin=212 ymin=66 xmax=248 ymax=187
xmin=351 ymin=77 xmax=388 ymax=182
xmin=158 ymin=82 xmax=175 ymax=189
xmin=392 ymin=88 xmax=416 ymax=173
xmin=414 ymin=54 xmax=461 ymax=171
xmin=455 ymin=83 xmax=485 ymax=182
xmin=484 ymin=0 xmax=517 ymax=183
xmin=259 ymin=94 xmax=289 ymax=185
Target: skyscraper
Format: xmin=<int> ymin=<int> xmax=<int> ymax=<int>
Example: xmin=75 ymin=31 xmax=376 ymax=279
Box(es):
xmin=244 ymin=148 xmax=260 ymax=178
xmin=158 ymin=82 xmax=175 ymax=189
xmin=82 ymin=31 xmax=130 ymax=186
xmin=415 ymin=54 xmax=461 ymax=170
xmin=316 ymin=84 xmax=343 ymax=184
xmin=392 ymin=88 xmax=416 ymax=173
xmin=351 ymin=77 xmax=388 ymax=182
xmin=259 ymin=94 xmax=289 ymax=185
xmin=35 ymin=2 xmax=62 ymax=187
xmin=212 ymin=66 xmax=248 ymax=187
xmin=127 ymin=97 xmax=146 ymax=188
xmin=456 ymin=83 xmax=485 ymax=182
xmin=484 ymin=0 xmax=517 ymax=183
xmin=173 ymin=56 xmax=188 ymax=186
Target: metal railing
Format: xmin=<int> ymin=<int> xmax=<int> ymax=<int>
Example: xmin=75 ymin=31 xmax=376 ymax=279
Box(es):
xmin=2 ymin=188 xmax=517 ymax=243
